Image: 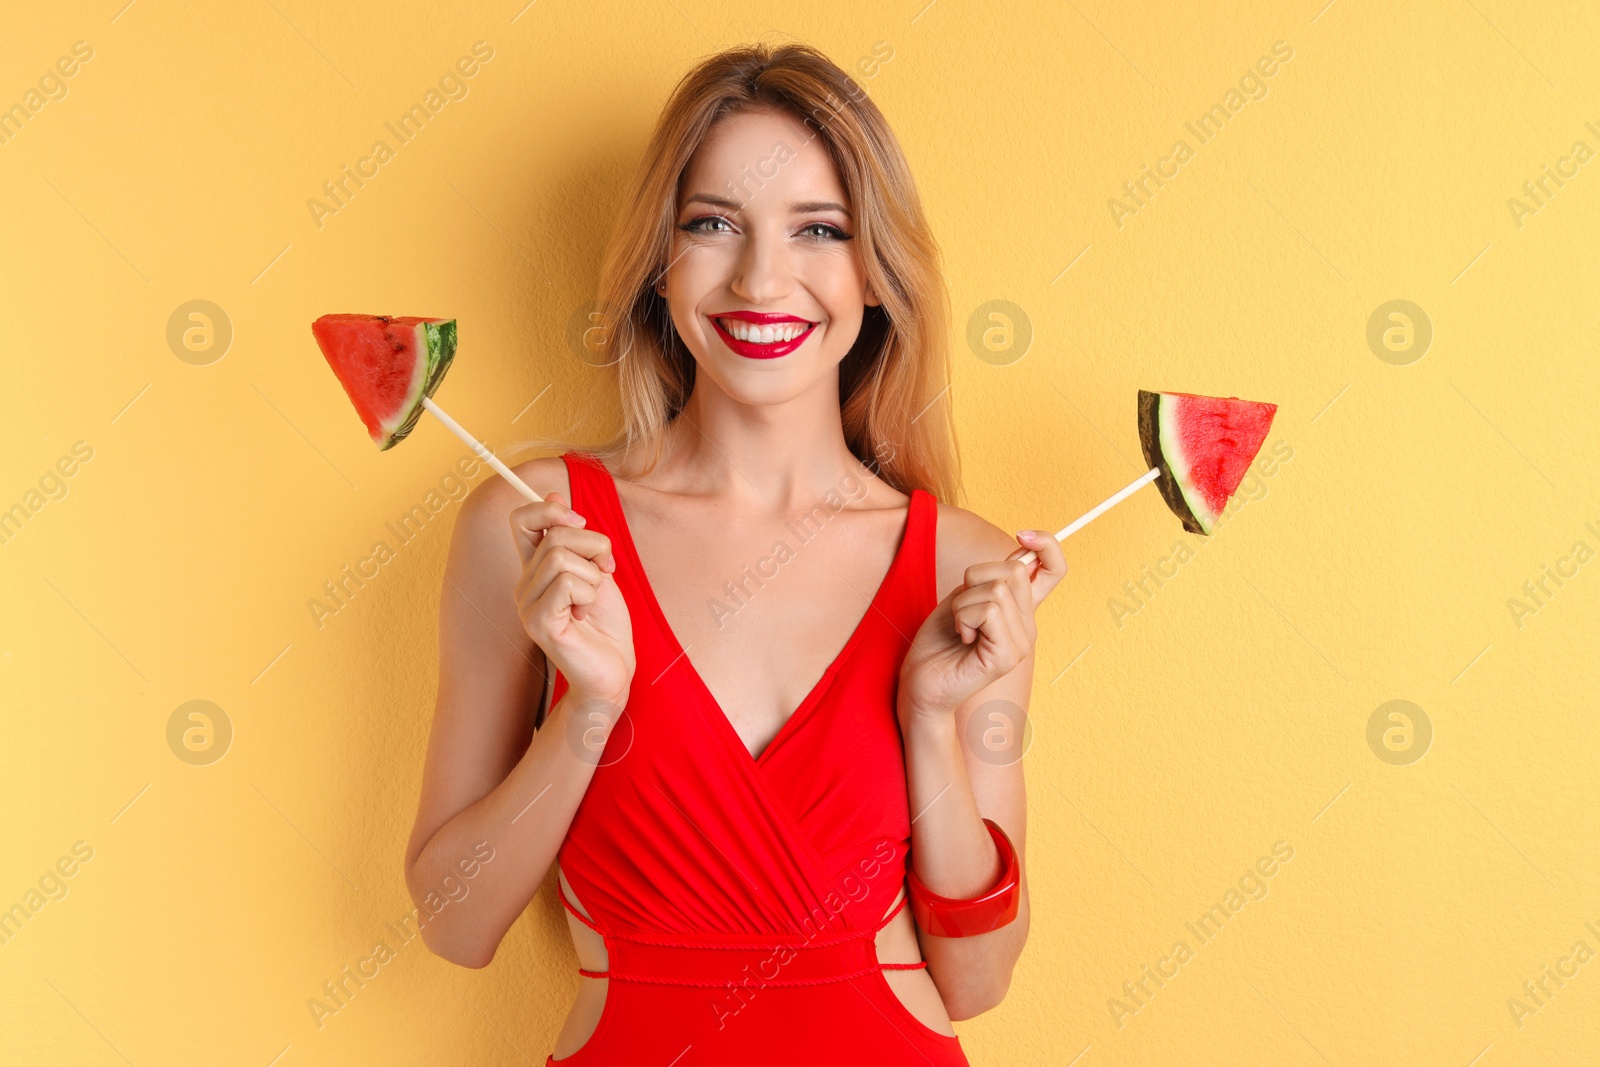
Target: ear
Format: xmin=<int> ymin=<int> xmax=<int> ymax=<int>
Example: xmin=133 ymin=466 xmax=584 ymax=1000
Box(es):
xmin=864 ymin=279 xmax=882 ymax=309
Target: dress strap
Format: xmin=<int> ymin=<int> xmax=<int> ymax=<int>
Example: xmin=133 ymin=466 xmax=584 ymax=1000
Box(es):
xmin=558 ymin=450 xmax=598 ymax=516
xmin=560 ymin=882 xmax=614 ymax=980
xmin=870 ymin=890 xmax=930 ymax=973
xmin=911 ymin=487 xmax=939 ymax=617
xmin=547 ymin=452 xmax=610 ymax=713
xmin=874 ymin=890 xmax=910 ymax=931
xmin=558 ymin=881 xmax=603 ymax=934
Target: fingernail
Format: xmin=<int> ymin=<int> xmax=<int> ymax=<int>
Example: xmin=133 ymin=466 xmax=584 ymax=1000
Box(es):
xmin=571 ymin=512 xmax=587 ymax=525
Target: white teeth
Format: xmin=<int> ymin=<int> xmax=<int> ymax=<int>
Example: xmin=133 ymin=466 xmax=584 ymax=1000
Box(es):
xmin=718 ymin=318 xmax=809 ymax=344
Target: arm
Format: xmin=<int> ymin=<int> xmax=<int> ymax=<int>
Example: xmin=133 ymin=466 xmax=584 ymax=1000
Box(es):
xmin=402 ymin=459 xmax=633 ymax=968
xmin=898 ymin=515 xmax=1065 ymax=1018
xmin=900 ymin=647 xmax=1032 ymax=1019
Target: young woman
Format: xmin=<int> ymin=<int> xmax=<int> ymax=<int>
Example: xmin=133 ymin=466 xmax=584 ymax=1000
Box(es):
xmin=403 ymin=42 xmax=1066 ymax=1065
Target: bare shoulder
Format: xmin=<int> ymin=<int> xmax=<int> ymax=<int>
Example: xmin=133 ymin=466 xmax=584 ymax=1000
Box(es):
xmin=457 ymin=455 xmax=572 ymax=533
xmin=447 ymin=455 xmax=574 ymax=580
xmin=932 ymin=501 xmax=1023 ymax=600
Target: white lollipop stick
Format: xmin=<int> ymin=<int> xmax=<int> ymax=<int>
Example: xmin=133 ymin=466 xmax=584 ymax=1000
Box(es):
xmin=421 ymin=395 xmax=557 ymax=718
xmin=1015 ymin=466 xmax=1161 ymax=565
xmin=421 ymin=396 xmax=543 ymax=505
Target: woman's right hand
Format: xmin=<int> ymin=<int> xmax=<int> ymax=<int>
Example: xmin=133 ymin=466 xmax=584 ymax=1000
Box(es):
xmin=510 ymin=490 xmax=635 ymax=708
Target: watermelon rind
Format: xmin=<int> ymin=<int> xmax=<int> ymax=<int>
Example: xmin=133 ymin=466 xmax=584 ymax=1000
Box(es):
xmin=1138 ymin=389 xmax=1209 ymax=535
xmin=377 ymin=319 xmax=457 ymax=451
xmin=1138 ymin=389 xmax=1280 ymax=536
xmin=1159 ymin=394 xmax=1219 ymax=533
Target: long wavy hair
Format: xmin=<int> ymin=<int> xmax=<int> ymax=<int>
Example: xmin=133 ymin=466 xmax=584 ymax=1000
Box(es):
xmin=517 ymin=41 xmax=961 ymax=503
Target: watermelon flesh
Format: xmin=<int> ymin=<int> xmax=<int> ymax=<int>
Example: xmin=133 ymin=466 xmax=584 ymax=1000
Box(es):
xmin=311 ymin=315 xmax=457 ymax=450
xmin=1138 ymin=390 xmax=1278 ymax=535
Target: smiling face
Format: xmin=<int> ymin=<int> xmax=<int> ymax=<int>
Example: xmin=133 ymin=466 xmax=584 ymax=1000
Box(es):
xmin=656 ymin=106 xmax=880 ymax=403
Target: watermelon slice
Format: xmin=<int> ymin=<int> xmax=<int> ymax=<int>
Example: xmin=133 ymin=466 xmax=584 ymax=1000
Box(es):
xmin=311 ymin=314 xmax=457 ymax=450
xmin=1138 ymin=390 xmax=1278 ymax=535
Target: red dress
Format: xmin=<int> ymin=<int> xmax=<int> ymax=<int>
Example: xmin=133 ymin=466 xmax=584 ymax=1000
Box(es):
xmin=544 ymin=450 xmax=970 ymax=1065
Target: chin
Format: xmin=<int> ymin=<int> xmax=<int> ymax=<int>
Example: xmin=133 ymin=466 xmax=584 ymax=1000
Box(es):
xmin=699 ymin=358 xmax=829 ymax=405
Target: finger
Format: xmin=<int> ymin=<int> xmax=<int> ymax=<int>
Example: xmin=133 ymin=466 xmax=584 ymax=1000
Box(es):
xmin=987 ymin=576 xmax=1034 ymax=648
xmin=950 ymin=583 xmax=1010 ymax=648
xmin=518 ymin=544 xmax=606 ymax=610
xmin=972 ymin=557 xmax=1035 ymax=622
xmin=509 ymin=491 xmax=589 ymax=566
xmin=947 ymin=598 xmax=985 ymax=646
xmin=953 ymin=579 xmax=1030 ymax=662
xmin=962 ymin=558 xmax=1029 ymax=584
xmin=527 ymin=524 xmax=617 ymax=577
xmin=560 ymin=571 xmax=600 ymax=623
xmin=957 ymin=560 xmax=1033 ymax=641
xmin=956 ymin=581 xmax=1029 ymax=663
xmin=520 ymin=568 xmax=600 ymax=619
xmin=520 ymin=569 xmax=599 ymax=632
xmin=1008 ymin=530 xmax=1068 ymax=608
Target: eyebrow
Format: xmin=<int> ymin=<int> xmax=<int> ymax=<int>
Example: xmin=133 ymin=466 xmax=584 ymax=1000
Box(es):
xmin=682 ymin=193 xmax=851 ymax=216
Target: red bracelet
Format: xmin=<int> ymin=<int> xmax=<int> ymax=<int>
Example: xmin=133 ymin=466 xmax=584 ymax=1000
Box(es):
xmin=907 ymin=819 xmax=1020 ymax=937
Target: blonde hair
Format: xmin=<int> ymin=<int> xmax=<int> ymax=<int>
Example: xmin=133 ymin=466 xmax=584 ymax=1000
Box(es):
xmin=517 ymin=41 xmax=962 ymax=503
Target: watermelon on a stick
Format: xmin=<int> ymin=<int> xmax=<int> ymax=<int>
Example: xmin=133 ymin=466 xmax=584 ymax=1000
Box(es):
xmin=1138 ymin=390 xmax=1279 ymax=535
xmin=310 ymin=313 xmax=544 ymax=504
xmin=312 ymin=314 xmax=456 ymax=450
xmin=1015 ymin=389 xmax=1278 ymax=564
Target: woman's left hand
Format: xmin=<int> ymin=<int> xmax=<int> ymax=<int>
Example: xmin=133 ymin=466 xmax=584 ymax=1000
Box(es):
xmin=898 ymin=530 xmax=1069 ymax=725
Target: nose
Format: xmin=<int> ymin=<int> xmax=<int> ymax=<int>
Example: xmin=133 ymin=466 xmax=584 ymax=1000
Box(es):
xmin=729 ymin=224 xmax=795 ymax=305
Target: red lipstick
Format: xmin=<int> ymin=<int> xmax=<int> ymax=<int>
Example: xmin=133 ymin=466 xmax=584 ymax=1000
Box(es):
xmin=709 ymin=311 xmax=817 ymax=360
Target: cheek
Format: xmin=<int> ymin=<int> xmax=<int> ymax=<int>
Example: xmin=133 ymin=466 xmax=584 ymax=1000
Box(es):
xmin=663 ymin=252 xmax=721 ymax=330
xmin=805 ymin=262 xmax=869 ymax=337
xmin=819 ymin=307 xmax=863 ymax=348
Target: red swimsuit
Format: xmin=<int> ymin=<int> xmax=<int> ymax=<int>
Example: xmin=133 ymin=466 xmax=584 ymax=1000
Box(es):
xmin=544 ymin=450 xmax=970 ymax=1066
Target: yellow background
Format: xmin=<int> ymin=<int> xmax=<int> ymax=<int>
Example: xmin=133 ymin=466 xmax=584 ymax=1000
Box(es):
xmin=2 ymin=1 xmax=1597 ymax=1064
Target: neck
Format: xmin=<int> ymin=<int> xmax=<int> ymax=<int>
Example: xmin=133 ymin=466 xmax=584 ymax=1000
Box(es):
xmin=645 ymin=370 xmax=877 ymax=514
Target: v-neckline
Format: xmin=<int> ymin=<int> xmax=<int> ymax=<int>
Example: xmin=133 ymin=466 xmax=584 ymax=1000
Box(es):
xmin=587 ymin=455 xmax=922 ymax=767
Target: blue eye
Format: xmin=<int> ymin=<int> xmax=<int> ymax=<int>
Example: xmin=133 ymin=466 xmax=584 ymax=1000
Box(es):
xmin=801 ymin=222 xmax=851 ymax=241
xmin=681 ymin=215 xmax=733 ymax=234
xmin=678 ymin=217 xmax=854 ymax=241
